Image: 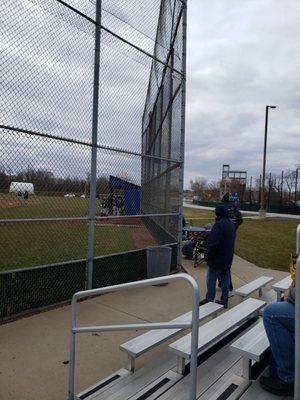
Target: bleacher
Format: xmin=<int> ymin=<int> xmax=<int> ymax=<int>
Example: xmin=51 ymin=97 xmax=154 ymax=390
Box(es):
xmin=72 ymin=272 xmax=296 ymax=400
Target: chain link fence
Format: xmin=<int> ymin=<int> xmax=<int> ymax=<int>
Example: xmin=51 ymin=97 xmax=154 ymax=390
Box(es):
xmin=0 ymin=0 xmax=186 ymax=319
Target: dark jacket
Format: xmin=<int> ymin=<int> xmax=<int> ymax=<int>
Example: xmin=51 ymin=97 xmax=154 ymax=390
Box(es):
xmin=228 ymin=205 xmax=243 ymax=230
xmin=204 ymin=206 xmax=236 ymax=270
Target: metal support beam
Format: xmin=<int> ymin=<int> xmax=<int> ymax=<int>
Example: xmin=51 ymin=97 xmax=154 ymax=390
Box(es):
xmin=177 ymin=0 xmax=187 ymax=270
xmin=127 ymin=355 xmax=135 ymax=373
xmin=176 ymin=356 xmax=186 ymax=375
xmin=242 ymin=358 xmax=252 ymax=380
xmin=87 ymin=0 xmax=102 ymax=290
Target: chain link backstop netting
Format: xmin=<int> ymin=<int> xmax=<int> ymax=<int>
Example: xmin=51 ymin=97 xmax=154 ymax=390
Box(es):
xmin=0 ymin=0 xmax=186 ymax=318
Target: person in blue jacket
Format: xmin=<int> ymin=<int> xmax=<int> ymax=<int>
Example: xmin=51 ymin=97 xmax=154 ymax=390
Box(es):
xmin=204 ymin=205 xmax=236 ymax=308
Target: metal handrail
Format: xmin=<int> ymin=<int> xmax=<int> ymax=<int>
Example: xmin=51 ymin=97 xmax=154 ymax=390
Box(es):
xmin=67 ymin=273 xmax=200 ymax=400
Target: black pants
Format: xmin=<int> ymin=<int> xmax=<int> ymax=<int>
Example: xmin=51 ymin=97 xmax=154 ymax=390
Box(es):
xmin=218 ymin=269 xmax=233 ymax=291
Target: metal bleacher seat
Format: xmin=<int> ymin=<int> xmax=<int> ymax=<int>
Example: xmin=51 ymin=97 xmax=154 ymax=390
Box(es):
xmin=234 ymin=277 xmax=274 ymax=301
xmin=168 ymin=298 xmax=266 ymax=374
xmin=120 ymin=302 xmax=223 ymax=372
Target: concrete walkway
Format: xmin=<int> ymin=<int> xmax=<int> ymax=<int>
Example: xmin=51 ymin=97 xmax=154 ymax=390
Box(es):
xmin=184 ymin=201 xmax=300 ymax=220
xmin=0 ymin=257 xmax=289 ymax=400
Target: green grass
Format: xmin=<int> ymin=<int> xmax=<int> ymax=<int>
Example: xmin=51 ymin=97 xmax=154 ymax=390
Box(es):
xmin=0 ymin=222 xmax=134 ymax=271
xmin=0 ymin=194 xmax=90 ymax=219
xmin=235 ymin=219 xmax=298 ymax=271
xmin=1 ymin=196 xmax=298 ymax=272
xmin=0 ymin=194 xmax=137 ymax=270
xmin=183 ymin=207 xmax=215 ymax=226
xmin=183 ymin=206 xmax=298 ymax=271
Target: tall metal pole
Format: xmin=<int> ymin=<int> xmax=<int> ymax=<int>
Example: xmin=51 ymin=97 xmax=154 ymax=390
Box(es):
xmin=87 ymin=0 xmax=102 ymax=290
xmin=177 ymin=0 xmax=187 ymax=270
xmin=259 ymin=105 xmax=276 ymax=218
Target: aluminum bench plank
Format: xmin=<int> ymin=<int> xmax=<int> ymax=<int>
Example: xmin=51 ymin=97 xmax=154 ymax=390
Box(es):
xmin=272 ymin=276 xmax=292 ymax=292
xmin=168 ymin=298 xmax=266 ymax=360
xmin=90 ymin=353 xmax=176 ymax=400
xmin=77 ymin=368 xmax=132 ymax=400
xmin=239 ymin=379 xmax=287 ymax=400
xmin=230 ymin=320 xmax=269 ymax=362
xmin=128 ymin=370 xmax=182 ymax=400
xmin=201 ymin=375 xmax=250 ymax=400
xmin=159 ymin=342 xmax=242 ymax=400
xmin=76 ymin=369 xmax=131 ymax=400
xmin=234 ymin=277 xmax=274 ymax=298
xmin=272 ymin=276 xmax=292 ymax=301
xmin=120 ymin=302 xmax=223 ymax=358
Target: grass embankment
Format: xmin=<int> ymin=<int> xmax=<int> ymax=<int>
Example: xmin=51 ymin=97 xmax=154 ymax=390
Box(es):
xmin=0 ymin=195 xmax=134 ymax=270
xmin=183 ymin=207 xmax=298 ymax=272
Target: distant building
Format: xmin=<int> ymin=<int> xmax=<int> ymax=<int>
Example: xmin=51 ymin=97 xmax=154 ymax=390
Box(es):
xmin=220 ymin=164 xmax=247 ymax=201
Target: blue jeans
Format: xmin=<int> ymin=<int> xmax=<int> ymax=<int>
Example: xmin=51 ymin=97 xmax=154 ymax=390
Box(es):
xmin=263 ymin=301 xmax=295 ymax=383
xmin=206 ymin=267 xmax=230 ymax=307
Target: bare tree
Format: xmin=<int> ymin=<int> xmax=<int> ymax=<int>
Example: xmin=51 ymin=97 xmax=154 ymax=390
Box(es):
xmin=206 ymin=180 xmax=221 ymax=201
xmin=284 ymin=169 xmax=297 ymax=203
xmin=190 ymin=177 xmax=207 ymax=199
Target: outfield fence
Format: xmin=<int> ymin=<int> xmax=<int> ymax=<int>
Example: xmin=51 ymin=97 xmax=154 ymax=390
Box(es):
xmin=0 ymin=0 xmax=186 ymax=319
xmin=193 ymin=200 xmax=300 ymax=215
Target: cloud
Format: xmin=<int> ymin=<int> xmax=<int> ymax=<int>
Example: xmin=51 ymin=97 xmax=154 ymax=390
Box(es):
xmin=0 ymin=0 xmax=161 ymax=185
xmin=2 ymin=0 xmax=298 ymax=193
xmin=185 ymin=0 xmax=300 ymax=186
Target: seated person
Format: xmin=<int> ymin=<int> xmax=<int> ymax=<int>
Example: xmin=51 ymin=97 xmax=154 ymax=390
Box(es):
xmin=260 ymin=286 xmax=295 ymax=396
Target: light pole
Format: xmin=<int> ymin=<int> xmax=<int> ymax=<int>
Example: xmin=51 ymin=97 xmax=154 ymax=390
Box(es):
xmin=259 ymin=105 xmax=276 ymax=218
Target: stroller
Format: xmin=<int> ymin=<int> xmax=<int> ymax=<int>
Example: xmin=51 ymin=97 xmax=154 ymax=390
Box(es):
xmin=193 ymin=230 xmax=210 ymax=268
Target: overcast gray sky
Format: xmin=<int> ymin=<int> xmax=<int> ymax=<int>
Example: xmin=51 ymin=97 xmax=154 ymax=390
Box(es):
xmin=185 ymin=0 xmax=300 ymax=186
xmin=1 ymin=0 xmax=299 ymax=189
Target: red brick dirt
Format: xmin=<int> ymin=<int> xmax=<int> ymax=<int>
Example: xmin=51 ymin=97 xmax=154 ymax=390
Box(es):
xmin=0 ymin=199 xmax=21 ymax=208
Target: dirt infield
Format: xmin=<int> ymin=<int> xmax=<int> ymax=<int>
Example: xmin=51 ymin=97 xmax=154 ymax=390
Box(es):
xmin=131 ymin=226 xmax=157 ymax=249
xmin=0 ymin=198 xmax=21 ymax=208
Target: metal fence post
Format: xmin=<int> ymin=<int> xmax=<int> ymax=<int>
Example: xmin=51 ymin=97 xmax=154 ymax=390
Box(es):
xmin=87 ymin=0 xmax=102 ymax=290
xmin=177 ymin=0 xmax=187 ymax=270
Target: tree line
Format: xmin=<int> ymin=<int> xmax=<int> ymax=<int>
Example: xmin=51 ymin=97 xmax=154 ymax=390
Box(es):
xmin=190 ymin=168 xmax=299 ymax=206
xmin=0 ymin=168 xmax=110 ymax=196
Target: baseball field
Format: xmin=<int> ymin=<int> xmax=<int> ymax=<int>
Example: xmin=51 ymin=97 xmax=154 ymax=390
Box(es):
xmin=0 ymin=194 xmax=156 ymax=271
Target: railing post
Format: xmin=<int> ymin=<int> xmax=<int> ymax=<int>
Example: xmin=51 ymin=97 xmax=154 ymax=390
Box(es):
xmin=190 ymin=272 xmax=199 ymax=400
xmin=294 ymin=255 xmax=300 ymax=399
xmin=296 ymin=224 xmax=300 ymax=254
xmin=68 ymin=297 xmax=77 ymax=400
